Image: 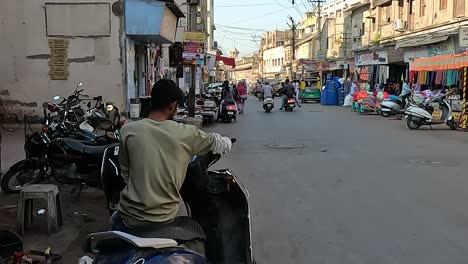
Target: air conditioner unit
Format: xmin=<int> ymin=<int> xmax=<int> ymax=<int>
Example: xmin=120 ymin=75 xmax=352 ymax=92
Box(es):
xmin=394 ymin=19 xmax=407 ymax=32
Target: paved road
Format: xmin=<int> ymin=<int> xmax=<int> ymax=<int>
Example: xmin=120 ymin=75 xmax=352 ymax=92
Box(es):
xmin=209 ymin=97 xmax=468 ymax=264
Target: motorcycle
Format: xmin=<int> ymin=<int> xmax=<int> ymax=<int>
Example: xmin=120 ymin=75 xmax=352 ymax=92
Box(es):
xmin=219 ymin=102 xmax=237 ymax=123
xmin=284 ymin=97 xmax=296 ymax=112
xmin=405 ymin=94 xmax=457 ymax=130
xmin=85 ymin=140 xmax=255 ymax=264
xmin=263 ymin=97 xmax=274 ymax=113
xmin=0 ymin=110 xmax=119 ymax=194
xmin=196 ymin=94 xmax=219 ymax=124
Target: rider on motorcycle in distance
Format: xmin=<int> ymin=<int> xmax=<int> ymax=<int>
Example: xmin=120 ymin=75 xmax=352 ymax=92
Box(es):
xmin=110 ymin=79 xmax=232 ymax=254
xmin=279 ymin=79 xmax=297 ymax=110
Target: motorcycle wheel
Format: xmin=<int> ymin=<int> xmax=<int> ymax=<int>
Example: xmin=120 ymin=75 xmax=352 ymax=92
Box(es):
xmin=448 ymin=119 xmax=457 ymax=130
xmin=1 ymin=159 xmax=45 ymax=193
xmin=382 ymin=111 xmax=391 ymax=117
xmin=407 ymin=116 xmax=421 ymax=130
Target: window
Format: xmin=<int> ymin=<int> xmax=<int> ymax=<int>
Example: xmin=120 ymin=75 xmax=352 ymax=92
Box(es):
xmin=362 ymin=22 xmax=365 ymax=36
xmin=399 ymin=0 xmax=405 ymax=19
xmin=281 ymin=58 xmax=284 ymax=65
xmin=440 ymin=0 xmax=447 ymax=10
xmin=455 ymin=0 xmax=465 ymax=17
xmin=420 ymin=0 xmax=426 ymax=17
xmin=386 ymin=6 xmax=392 ymax=22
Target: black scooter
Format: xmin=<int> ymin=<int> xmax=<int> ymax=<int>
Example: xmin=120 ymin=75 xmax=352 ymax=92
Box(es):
xmin=85 ymin=140 xmax=254 ymax=264
xmin=219 ymin=102 xmax=237 ymax=123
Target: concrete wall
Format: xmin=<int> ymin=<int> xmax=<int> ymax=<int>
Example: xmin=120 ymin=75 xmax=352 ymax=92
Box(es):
xmin=0 ymin=0 xmax=125 ymax=121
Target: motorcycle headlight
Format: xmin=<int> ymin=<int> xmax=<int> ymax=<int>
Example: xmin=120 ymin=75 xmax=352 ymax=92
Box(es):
xmin=106 ymin=105 xmax=114 ymax=112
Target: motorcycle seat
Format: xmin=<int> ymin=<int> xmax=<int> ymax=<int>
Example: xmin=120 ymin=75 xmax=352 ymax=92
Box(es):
xmin=60 ymin=138 xmax=110 ymax=157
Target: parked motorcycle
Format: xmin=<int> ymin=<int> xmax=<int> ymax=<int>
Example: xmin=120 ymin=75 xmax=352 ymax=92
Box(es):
xmin=263 ymin=97 xmax=274 ymax=113
xmin=219 ymin=102 xmax=237 ymax=123
xmin=196 ymin=94 xmax=219 ymax=124
xmin=405 ymin=94 xmax=457 ymax=130
xmin=85 ymin=140 xmax=255 ymax=264
xmin=284 ymin=97 xmax=296 ymax=112
xmin=0 ymin=110 xmax=119 ymax=194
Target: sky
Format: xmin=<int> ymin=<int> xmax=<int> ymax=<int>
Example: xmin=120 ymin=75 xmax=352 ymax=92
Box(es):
xmin=213 ymin=0 xmax=332 ymax=57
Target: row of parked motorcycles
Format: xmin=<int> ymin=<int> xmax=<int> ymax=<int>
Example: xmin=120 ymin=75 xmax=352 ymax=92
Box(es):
xmin=378 ymin=93 xmax=457 ymax=130
xmin=0 ymin=82 xmax=125 ymax=193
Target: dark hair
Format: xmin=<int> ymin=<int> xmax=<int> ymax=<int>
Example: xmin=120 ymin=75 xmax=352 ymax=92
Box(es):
xmin=151 ymin=79 xmax=184 ymax=110
xmin=223 ymin=80 xmax=229 ymax=87
xmin=285 ymin=79 xmax=290 ymax=84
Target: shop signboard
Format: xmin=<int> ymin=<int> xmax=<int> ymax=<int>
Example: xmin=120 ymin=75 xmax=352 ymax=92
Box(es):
xmin=183 ymin=31 xmax=206 ymax=43
xmin=355 ymin=51 xmax=388 ymax=66
xmin=427 ymin=40 xmax=454 ymax=57
xmin=299 ymin=58 xmax=316 ymax=65
xmin=459 ymin=26 xmax=468 ymax=48
xmin=317 ymin=49 xmax=327 ymax=60
xmin=403 ymin=47 xmax=429 ymax=63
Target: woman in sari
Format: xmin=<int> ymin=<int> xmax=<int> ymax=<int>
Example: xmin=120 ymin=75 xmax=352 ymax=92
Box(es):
xmin=236 ymin=81 xmax=248 ymax=114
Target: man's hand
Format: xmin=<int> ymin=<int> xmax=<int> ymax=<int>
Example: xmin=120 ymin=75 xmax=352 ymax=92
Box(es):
xmin=211 ymin=133 xmax=232 ymax=154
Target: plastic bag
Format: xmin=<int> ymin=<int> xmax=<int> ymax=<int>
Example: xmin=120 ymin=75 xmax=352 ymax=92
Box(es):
xmin=343 ymin=94 xmax=353 ymax=106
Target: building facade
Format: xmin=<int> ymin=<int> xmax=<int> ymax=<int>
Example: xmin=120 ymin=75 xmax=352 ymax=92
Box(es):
xmin=0 ymin=0 xmax=184 ymax=121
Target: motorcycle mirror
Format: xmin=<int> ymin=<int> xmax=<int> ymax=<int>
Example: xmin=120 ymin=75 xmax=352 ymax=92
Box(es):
xmin=77 ymin=82 xmax=83 ymax=87
xmin=53 ymin=96 xmax=60 ymax=100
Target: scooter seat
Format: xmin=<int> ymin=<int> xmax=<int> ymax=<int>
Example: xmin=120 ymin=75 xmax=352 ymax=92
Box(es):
xmin=422 ymin=105 xmax=435 ymax=114
xmin=117 ymin=216 xmax=207 ymax=242
xmin=86 ymin=231 xmax=178 ymax=254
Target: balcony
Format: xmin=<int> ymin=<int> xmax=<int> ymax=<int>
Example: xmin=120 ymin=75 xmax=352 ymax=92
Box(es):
xmin=125 ymin=0 xmax=185 ymax=43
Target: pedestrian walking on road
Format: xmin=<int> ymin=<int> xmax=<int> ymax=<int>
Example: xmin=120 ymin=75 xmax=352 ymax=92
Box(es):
xmin=236 ymin=81 xmax=248 ymax=114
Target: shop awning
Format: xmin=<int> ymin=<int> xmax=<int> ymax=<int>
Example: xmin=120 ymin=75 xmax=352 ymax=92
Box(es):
xmin=371 ymin=0 xmax=391 ymax=8
xmin=216 ymin=55 xmax=236 ymax=67
xmin=396 ymin=35 xmax=449 ymax=49
xmin=411 ymin=52 xmax=468 ymax=71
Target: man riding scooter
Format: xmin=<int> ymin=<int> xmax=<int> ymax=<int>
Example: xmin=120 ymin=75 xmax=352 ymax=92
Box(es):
xmin=279 ymin=79 xmax=300 ymax=110
xmin=111 ymin=79 xmax=232 ymax=254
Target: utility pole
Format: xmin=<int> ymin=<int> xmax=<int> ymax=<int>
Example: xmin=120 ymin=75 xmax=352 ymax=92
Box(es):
xmin=342 ymin=32 xmax=352 ymax=78
xmin=251 ymin=34 xmax=262 ymax=80
xmin=187 ymin=0 xmax=199 ymax=117
xmin=287 ymin=16 xmax=297 ymax=62
xmin=309 ymin=0 xmax=325 ymax=81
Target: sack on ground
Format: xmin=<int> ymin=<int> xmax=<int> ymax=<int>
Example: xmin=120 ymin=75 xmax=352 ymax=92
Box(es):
xmin=343 ymin=94 xmax=353 ymax=106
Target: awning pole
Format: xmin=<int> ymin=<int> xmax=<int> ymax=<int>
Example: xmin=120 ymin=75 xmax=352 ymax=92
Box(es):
xmin=463 ymin=67 xmax=468 ymax=131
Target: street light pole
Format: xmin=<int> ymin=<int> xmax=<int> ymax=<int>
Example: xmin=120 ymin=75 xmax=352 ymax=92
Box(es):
xmin=187 ymin=0 xmax=199 ymax=117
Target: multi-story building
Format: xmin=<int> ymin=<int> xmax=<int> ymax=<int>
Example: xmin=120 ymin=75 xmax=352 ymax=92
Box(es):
xmin=349 ymin=0 xmax=468 ymax=88
xmin=0 ymin=0 xmax=183 ymax=121
xmin=261 ymin=30 xmax=289 ymax=80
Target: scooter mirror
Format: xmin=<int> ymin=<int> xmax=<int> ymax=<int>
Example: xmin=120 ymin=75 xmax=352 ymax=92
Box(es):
xmin=53 ymin=96 xmax=60 ymax=100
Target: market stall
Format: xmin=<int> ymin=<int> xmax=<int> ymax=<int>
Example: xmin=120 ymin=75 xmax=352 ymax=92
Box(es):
xmin=410 ymin=52 xmax=468 ymax=130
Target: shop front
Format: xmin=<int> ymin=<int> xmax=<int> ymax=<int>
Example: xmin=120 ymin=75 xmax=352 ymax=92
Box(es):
xmin=410 ymin=52 xmax=468 ymax=130
xmin=355 ymin=47 xmax=406 ymax=94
